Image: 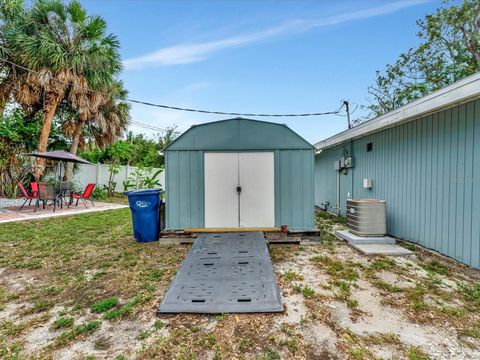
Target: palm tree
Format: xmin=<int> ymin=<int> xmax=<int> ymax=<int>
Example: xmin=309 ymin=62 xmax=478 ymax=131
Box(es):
xmin=9 ymin=0 xmax=122 ymax=178
xmin=0 ymin=0 xmax=29 ymax=118
xmin=63 ymin=80 xmax=130 ymax=180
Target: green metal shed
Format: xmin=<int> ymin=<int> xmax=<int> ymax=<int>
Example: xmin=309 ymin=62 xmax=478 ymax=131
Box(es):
xmin=164 ymin=117 xmax=315 ymax=231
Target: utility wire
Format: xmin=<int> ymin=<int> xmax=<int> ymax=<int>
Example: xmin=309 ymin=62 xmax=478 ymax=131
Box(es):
xmin=130 ymin=120 xmax=166 ymax=132
xmin=1 ymin=58 xmax=345 ymax=118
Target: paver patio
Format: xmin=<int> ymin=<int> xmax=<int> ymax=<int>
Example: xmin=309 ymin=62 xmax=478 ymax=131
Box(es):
xmin=0 ymin=201 xmax=128 ymax=224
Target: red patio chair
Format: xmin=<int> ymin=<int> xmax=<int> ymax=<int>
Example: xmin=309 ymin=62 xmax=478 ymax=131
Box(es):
xmin=18 ymin=183 xmax=38 ymax=210
xmin=72 ymin=183 xmax=96 ymax=208
xmin=31 ymin=182 xmax=38 ymax=197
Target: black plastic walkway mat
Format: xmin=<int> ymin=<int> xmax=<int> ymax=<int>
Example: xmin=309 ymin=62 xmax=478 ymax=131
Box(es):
xmin=157 ymin=232 xmax=284 ymax=313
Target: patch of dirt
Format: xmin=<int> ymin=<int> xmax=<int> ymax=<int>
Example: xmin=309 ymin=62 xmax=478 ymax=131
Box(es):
xmin=274 ymin=241 xmax=480 ymax=359
xmin=375 ymin=270 xmax=416 ymax=289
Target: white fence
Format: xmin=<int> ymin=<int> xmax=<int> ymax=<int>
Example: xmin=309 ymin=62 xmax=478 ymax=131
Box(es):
xmin=73 ymin=164 xmax=165 ymax=193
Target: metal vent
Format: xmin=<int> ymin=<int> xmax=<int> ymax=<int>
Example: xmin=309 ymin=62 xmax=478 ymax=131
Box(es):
xmin=347 ymin=199 xmax=386 ymax=237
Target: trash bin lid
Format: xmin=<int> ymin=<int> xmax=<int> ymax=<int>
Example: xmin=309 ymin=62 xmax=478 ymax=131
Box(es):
xmin=124 ymin=189 xmax=162 ymax=196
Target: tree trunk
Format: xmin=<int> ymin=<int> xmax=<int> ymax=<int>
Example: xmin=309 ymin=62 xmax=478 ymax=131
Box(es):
xmin=0 ymin=96 xmax=8 ymax=119
xmin=34 ymin=93 xmax=62 ymax=180
xmin=0 ymin=71 xmax=14 ymax=119
xmin=65 ymin=120 xmax=84 ymax=181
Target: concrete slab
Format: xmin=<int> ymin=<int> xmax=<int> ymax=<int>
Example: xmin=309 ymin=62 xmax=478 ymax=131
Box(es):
xmin=336 ymin=230 xmax=395 ymax=244
xmin=349 ymin=243 xmax=413 ymax=256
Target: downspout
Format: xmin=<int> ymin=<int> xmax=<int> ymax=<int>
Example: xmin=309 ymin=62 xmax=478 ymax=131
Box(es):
xmin=336 ymin=170 xmax=340 ymax=215
xmin=349 ymin=139 xmax=354 ymax=200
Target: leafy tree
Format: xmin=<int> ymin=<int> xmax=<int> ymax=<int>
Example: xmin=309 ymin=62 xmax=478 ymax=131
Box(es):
xmin=0 ymin=108 xmax=67 ymax=196
xmin=365 ymin=0 xmax=480 ymax=118
xmin=80 ymin=127 xmax=179 ymax=168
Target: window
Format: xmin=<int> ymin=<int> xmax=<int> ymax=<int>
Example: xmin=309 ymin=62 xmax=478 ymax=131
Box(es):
xmin=367 ymin=142 xmax=373 ymax=152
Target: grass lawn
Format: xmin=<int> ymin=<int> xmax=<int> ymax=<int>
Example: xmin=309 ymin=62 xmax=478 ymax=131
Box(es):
xmin=1 ymin=208 xmax=480 ymax=359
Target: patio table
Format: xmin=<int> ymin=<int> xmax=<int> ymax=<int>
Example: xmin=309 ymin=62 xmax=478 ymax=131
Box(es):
xmin=57 ymin=181 xmax=74 ymax=207
xmin=35 ymin=182 xmax=73 ymax=211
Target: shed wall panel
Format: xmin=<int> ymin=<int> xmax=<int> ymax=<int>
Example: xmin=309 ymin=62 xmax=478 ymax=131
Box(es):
xmin=314 ymin=99 xmax=480 ymax=268
xmin=165 ymin=150 xmax=204 ymax=229
xmin=167 ymin=148 xmax=314 ymax=231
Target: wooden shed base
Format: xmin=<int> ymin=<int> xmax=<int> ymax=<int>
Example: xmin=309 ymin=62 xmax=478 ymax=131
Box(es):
xmin=184 ymin=227 xmax=281 ymax=233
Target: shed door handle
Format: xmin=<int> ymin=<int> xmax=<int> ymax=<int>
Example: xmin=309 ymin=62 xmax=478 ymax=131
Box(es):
xmin=236 ymin=186 xmax=242 ymax=194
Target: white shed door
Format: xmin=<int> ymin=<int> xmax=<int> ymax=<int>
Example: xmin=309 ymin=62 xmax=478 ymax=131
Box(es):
xmin=204 ymin=152 xmax=239 ymax=228
xmin=239 ymin=152 xmax=275 ymax=227
xmin=204 ymin=152 xmax=274 ymax=228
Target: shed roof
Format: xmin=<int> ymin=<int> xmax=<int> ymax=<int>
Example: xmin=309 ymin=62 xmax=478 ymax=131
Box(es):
xmin=166 ymin=117 xmax=313 ymax=151
xmin=315 ymin=71 xmax=480 ymax=150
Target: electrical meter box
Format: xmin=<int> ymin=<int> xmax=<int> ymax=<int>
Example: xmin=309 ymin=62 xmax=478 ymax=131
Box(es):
xmin=344 ymin=156 xmax=353 ymax=168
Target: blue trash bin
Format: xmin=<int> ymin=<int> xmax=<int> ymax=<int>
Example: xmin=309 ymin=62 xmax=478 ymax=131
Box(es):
xmin=125 ymin=189 xmax=161 ymax=242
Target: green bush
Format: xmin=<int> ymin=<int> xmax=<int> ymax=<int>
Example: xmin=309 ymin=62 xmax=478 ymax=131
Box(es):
xmin=92 ymin=187 xmax=108 ymax=200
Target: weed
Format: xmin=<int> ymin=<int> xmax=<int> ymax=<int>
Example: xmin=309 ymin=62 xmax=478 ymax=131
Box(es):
xmin=136 ymin=331 xmax=152 ymax=340
xmin=41 ymin=286 xmax=64 ymax=296
xmin=193 ymin=333 xmax=216 ymax=349
xmin=400 ymin=242 xmax=417 ymax=251
xmin=91 ymin=297 xmax=119 ymax=313
xmin=440 ymin=306 xmax=466 ymax=318
xmin=349 ymin=346 xmax=369 ymax=360
xmin=421 ymin=260 xmax=449 ymax=276
xmin=153 ymin=320 xmax=165 ymax=330
xmin=302 ymin=286 xmax=315 ymax=298
xmin=0 ymin=344 xmax=22 ymax=360
xmin=458 ymin=323 xmax=480 ymax=338
xmin=91 ymin=271 xmax=107 ymax=280
xmin=458 ymin=282 xmax=480 ymax=308
xmin=406 ymin=346 xmax=431 ymax=360
xmin=311 ymin=255 xmax=359 ymax=281
xmin=26 ymin=300 xmax=54 ymax=314
xmin=104 ymin=297 xmax=139 ymax=320
xmin=214 ymin=313 xmax=228 ymax=322
xmin=281 ymin=270 xmax=304 ymax=282
xmin=374 ymin=280 xmax=403 ymax=293
xmin=292 ymin=283 xmax=303 ymax=293
xmin=144 ymin=269 xmax=166 ymax=281
xmin=239 ymin=337 xmax=254 ymax=351
xmin=52 ymin=316 xmax=74 ymax=330
xmin=259 ymin=349 xmax=281 ymax=360
xmin=0 ymin=320 xmax=25 ymax=337
xmin=56 ymin=320 xmax=101 ymax=346
xmin=369 ymin=257 xmax=396 ymax=271
xmin=346 ymin=298 xmax=359 ymax=309
xmin=405 ymin=284 xmax=428 ymax=311
xmin=332 ymin=280 xmax=351 ymax=301
xmin=365 ymin=333 xmax=402 ymax=346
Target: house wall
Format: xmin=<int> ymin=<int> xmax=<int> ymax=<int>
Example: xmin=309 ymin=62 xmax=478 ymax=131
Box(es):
xmin=166 ymin=148 xmax=314 ymax=231
xmin=314 ymin=99 xmax=480 ymax=268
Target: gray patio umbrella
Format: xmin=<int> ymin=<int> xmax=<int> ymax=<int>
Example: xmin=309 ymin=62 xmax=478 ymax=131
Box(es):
xmin=26 ymin=151 xmax=92 ymax=181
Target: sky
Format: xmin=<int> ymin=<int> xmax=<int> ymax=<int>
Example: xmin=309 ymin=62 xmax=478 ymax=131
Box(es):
xmin=80 ymin=0 xmax=446 ymax=144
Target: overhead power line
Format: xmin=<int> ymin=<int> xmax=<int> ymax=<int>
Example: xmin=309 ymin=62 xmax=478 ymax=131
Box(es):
xmin=1 ymin=58 xmax=345 ymax=118
xmin=130 ymin=120 xmax=166 ymax=132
